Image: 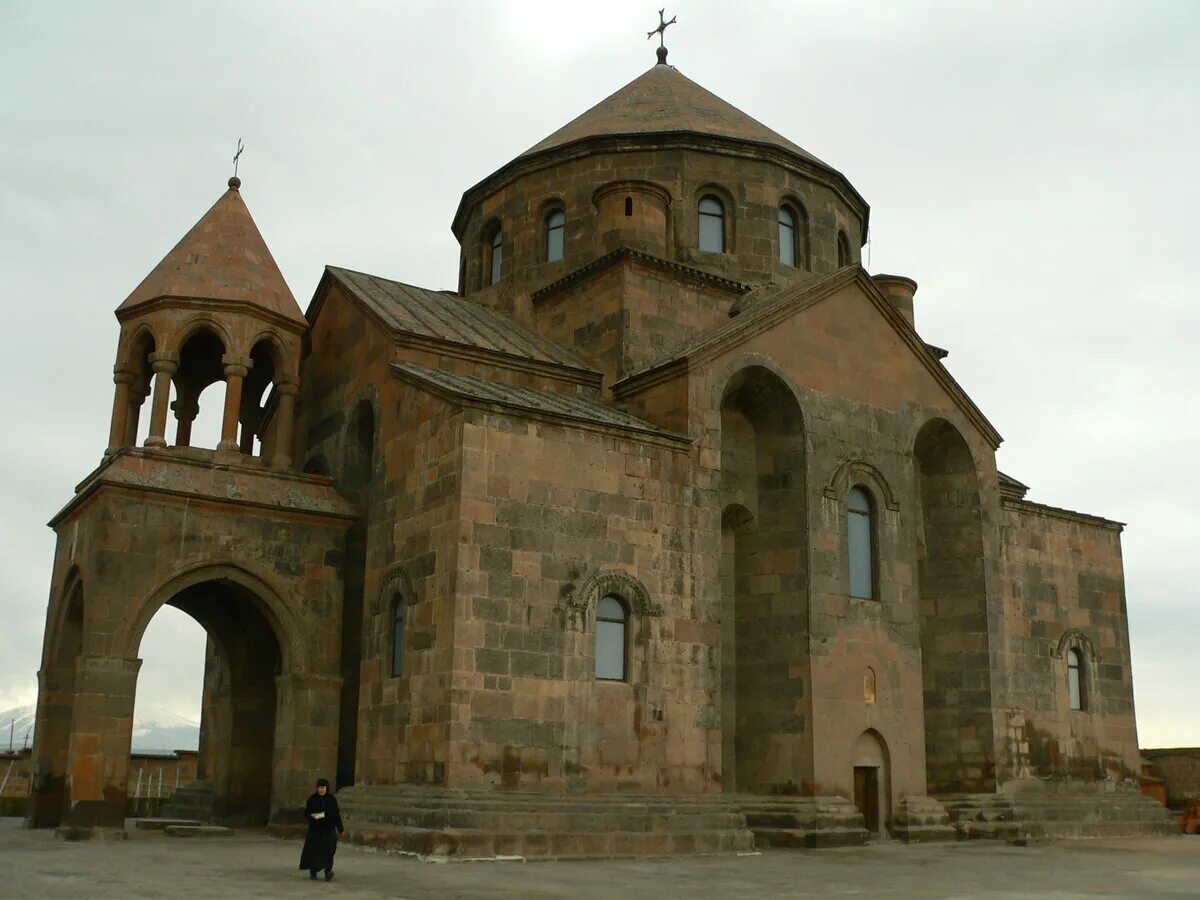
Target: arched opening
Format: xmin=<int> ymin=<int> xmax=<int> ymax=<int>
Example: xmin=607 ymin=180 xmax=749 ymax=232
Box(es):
xmin=544 ymin=208 xmax=565 ymax=263
xmin=133 ymin=578 xmax=284 ymax=825
xmin=718 ymin=366 xmax=808 ymax=793
xmin=837 ymin=230 xmax=852 ymax=268
xmin=1067 ymin=648 xmax=1086 ymax=711
xmin=237 ymin=337 xmax=285 ymax=459
xmin=914 ymin=419 xmax=995 ymax=794
xmin=117 ymin=330 xmax=156 ymax=449
xmin=698 ymin=194 xmax=726 ymax=253
xmin=130 ymin=607 xmax=205 ymax=813
xmin=27 ymin=574 xmax=84 ymax=827
xmin=151 ymin=326 xmax=226 ymax=449
xmin=852 ymin=729 xmax=890 ymax=835
xmin=847 ymin=485 xmax=876 ymax=600
xmin=779 ymin=200 xmax=810 ymax=271
xmin=391 ymin=590 xmax=406 ymax=677
xmin=336 ymin=399 xmax=376 ymax=788
xmin=594 ymin=595 xmax=628 ymax=681
xmin=482 ymin=220 xmax=503 ymax=286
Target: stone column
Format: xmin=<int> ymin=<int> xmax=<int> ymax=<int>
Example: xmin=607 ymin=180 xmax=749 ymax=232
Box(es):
xmin=124 ymin=381 xmax=149 ymax=446
xmin=238 ymin=407 xmax=260 ymax=455
xmin=270 ymin=672 xmax=342 ymax=825
xmin=269 ymin=379 xmax=299 ymax=470
xmin=172 ymin=398 xmax=200 ymax=448
xmin=143 ymin=352 xmax=178 ymax=449
xmin=25 ymin=666 xmax=75 ymax=829
xmin=106 ymin=370 xmax=136 ymax=454
xmin=217 ymin=356 xmax=251 ymax=453
xmin=60 ymin=656 xmax=141 ymax=836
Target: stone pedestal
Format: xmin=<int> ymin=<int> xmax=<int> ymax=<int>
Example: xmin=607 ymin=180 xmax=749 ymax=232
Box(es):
xmin=61 ymin=656 xmax=140 ymax=831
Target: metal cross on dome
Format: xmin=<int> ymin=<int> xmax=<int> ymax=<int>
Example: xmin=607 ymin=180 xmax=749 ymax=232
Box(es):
xmin=232 ymin=138 xmax=244 ymax=178
xmin=647 ymin=8 xmax=677 ymax=64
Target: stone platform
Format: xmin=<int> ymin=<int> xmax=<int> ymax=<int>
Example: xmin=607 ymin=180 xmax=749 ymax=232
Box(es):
xmin=333 ymin=785 xmax=756 ymax=860
xmin=736 ymin=795 xmax=870 ymax=848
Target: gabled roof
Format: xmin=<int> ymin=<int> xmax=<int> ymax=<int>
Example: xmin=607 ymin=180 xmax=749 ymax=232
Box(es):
xmin=521 ymin=64 xmax=827 ymax=167
xmin=322 ymin=266 xmax=595 ymax=376
xmin=118 ymin=179 xmax=305 ymax=327
xmin=613 ymin=266 xmax=1004 ymax=450
xmin=391 ymin=363 xmax=688 ymax=446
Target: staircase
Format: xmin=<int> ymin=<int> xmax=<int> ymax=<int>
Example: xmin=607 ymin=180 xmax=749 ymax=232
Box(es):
xmin=736 ymin=795 xmax=869 ymax=848
xmin=937 ymin=793 xmax=1023 ymax=841
xmin=1006 ymin=786 xmax=1177 ymax=840
xmin=334 ymin=785 xmax=756 ymax=860
xmin=161 ymin=780 xmax=214 ymax=824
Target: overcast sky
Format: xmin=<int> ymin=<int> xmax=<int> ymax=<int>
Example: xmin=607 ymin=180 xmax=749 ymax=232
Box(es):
xmin=1 ymin=1 xmax=1196 ymax=746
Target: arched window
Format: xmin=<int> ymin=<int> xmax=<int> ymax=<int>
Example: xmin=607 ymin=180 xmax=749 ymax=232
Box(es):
xmin=837 ymin=230 xmax=852 ymax=267
xmin=848 ymin=486 xmax=875 ymax=600
xmin=489 ymin=228 xmax=504 ymax=285
xmin=778 ymin=205 xmax=798 ymax=267
xmin=1067 ymin=648 xmax=1084 ymax=710
xmin=698 ymin=195 xmax=725 ymax=253
xmin=624 ymin=196 xmax=633 ymax=217
xmin=545 ymin=209 xmax=565 ymax=262
xmin=391 ymin=593 xmax=406 ymax=677
xmin=595 ymin=595 xmax=628 ymax=681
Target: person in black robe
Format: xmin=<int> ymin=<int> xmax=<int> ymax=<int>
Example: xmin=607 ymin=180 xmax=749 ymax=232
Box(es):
xmin=298 ymin=778 xmax=344 ymax=881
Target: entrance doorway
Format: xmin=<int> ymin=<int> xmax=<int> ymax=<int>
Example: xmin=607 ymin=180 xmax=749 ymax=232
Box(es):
xmin=854 ymin=766 xmax=880 ymax=833
xmin=852 ymin=729 xmax=890 ymax=836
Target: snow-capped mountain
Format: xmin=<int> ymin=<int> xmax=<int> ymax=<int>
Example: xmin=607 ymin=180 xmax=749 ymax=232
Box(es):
xmin=0 ymin=705 xmax=198 ymax=753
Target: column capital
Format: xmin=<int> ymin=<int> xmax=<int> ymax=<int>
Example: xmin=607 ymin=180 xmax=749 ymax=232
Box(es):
xmin=274 ymin=376 xmax=300 ymax=396
xmin=221 ymin=353 xmax=253 ymax=370
xmin=222 ymin=363 xmax=249 ymax=379
xmin=171 ymin=399 xmax=200 ymax=421
xmin=112 ymin=368 xmax=137 ymax=385
xmin=148 ymin=351 xmax=178 ymax=374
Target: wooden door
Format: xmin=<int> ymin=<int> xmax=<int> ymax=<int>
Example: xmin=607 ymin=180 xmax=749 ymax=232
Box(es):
xmin=854 ymin=766 xmax=879 ymax=833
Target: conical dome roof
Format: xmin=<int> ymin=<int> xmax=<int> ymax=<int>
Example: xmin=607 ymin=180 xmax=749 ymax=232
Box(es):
xmin=520 ymin=63 xmax=828 ymax=167
xmin=117 ymin=179 xmax=305 ymax=327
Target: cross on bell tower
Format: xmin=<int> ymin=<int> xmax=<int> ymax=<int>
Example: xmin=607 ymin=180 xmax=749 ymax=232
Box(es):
xmin=647 ymin=8 xmax=677 ymax=65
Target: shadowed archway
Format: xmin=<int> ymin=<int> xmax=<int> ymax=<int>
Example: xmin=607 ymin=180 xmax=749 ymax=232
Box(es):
xmin=718 ymin=365 xmax=809 ymax=793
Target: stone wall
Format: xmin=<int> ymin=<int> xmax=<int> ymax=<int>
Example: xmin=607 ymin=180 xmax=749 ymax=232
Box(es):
xmin=530 ymin=254 xmax=741 ymax=389
xmin=995 ymin=500 xmax=1139 ymax=785
xmin=459 ymin=147 xmax=863 ymax=320
xmin=448 ymin=408 xmax=710 ymax=791
xmin=30 ymin=453 xmax=350 ymax=829
xmin=1143 ymin=749 xmax=1200 ymax=808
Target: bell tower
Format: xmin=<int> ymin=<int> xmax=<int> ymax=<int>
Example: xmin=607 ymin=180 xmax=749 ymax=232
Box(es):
xmin=106 ymin=176 xmax=307 ymax=467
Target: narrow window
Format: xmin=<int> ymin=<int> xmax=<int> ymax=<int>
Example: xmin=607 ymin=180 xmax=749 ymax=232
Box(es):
xmin=545 ymin=209 xmax=565 ymax=262
xmin=624 ymin=196 xmax=633 ymax=217
xmin=778 ymin=205 xmax=797 ymax=267
xmin=391 ymin=594 xmax=405 ymax=677
xmin=837 ymin=230 xmax=851 ymax=267
xmin=1067 ymin=649 xmax=1083 ymax=710
xmin=698 ymin=195 xmax=725 ymax=253
xmin=595 ymin=595 xmax=628 ymax=681
xmin=490 ymin=229 xmax=504 ymax=285
xmin=848 ymin=486 xmax=875 ymax=600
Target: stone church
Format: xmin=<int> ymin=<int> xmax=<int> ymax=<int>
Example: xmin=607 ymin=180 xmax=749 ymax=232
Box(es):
xmin=27 ymin=51 xmax=1172 ymax=853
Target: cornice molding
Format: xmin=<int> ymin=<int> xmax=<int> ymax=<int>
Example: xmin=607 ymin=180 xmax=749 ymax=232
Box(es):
xmin=530 ymin=246 xmax=750 ymax=306
xmin=453 ymin=131 xmax=870 ymax=243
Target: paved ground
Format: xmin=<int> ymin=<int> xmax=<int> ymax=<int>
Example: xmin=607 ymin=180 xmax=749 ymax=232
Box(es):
xmin=0 ymin=820 xmax=1195 ymax=899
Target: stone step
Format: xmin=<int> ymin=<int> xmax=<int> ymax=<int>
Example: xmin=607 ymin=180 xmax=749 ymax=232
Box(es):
xmin=135 ymin=818 xmax=202 ymax=831
xmin=346 ymin=823 xmax=755 ymax=860
xmin=736 ymin=795 xmax=869 ymax=848
xmin=164 ymin=825 xmax=234 ymax=838
xmin=335 ymin=786 xmax=756 ymax=859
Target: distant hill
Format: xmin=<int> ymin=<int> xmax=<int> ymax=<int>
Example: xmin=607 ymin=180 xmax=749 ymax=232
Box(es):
xmin=0 ymin=704 xmax=199 ymax=753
